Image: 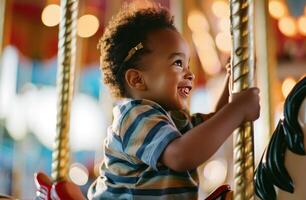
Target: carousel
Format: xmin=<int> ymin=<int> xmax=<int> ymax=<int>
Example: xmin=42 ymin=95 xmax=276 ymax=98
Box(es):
xmin=0 ymin=0 xmax=305 ymax=199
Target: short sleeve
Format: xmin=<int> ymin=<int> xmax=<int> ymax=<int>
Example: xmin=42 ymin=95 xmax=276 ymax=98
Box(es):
xmin=119 ymin=104 xmax=181 ymax=171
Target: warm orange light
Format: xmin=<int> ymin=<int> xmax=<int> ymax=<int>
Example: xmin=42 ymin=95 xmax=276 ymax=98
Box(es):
xmin=187 ymin=10 xmax=209 ymax=33
xmin=192 ymin=33 xmax=221 ymax=75
xmin=217 ymin=18 xmax=230 ymax=32
xmin=278 ymin=17 xmax=297 ymax=37
xmin=41 ymin=4 xmax=61 ymax=27
xmin=297 ymin=16 xmax=306 ymax=36
xmin=77 ymin=15 xmax=99 ymax=38
xmin=212 ymin=0 xmax=230 ymax=19
xmin=282 ymin=77 xmax=296 ymax=98
xmin=215 ymin=32 xmax=232 ymax=53
xmin=269 ymin=0 xmax=286 ymax=19
xmin=192 ymin=32 xmax=215 ymax=50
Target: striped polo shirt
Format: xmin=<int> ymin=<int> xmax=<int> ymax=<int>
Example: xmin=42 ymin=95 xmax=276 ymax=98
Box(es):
xmin=88 ymin=99 xmax=199 ymax=200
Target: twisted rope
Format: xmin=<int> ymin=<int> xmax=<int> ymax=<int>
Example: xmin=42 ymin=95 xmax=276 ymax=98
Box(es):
xmin=229 ymin=0 xmax=255 ymax=199
xmin=52 ymin=0 xmax=78 ymax=182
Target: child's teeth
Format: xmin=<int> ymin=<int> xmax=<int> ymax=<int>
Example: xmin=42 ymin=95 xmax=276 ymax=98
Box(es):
xmin=179 ymin=87 xmax=190 ymax=95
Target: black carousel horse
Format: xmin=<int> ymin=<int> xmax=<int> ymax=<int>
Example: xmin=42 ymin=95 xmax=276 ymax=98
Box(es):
xmin=255 ymin=76 xmax=306 ymax=200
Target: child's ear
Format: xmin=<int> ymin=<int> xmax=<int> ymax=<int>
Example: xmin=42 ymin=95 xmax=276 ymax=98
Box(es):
xmin=125 ymin=69 xmax=147 ymax=91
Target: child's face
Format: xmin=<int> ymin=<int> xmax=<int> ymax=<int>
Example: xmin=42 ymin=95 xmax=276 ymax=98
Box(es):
xmin=139 ymin=28 xmax=195 ymax=110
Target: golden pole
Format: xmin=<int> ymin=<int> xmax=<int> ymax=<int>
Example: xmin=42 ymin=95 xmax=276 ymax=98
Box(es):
xmin=229 ymin=0 xmax=255 ymax=200
xmin=254 ymin=0 xmax=276 ymax=135
xmin=254 ymin=0 xmax=276 ymax=163
xmin=0 ymin=0 xmax=6 ymax=56
xmin=51 ymin=0 xmax=78 ymax=181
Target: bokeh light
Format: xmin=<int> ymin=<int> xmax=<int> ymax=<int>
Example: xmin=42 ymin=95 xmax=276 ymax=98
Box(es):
xmin=187 ymin=10 xmax=209 ymax=33
xmin=77 ymin=14 xmax=99 ymax=38
xmin=6 ymin=97 xmax=27 ymax=140
xmin=217 ymin=18 xmax=230 ymax=32
xmin=202 ymin=159 xmax=228 ymax=192
xmin=215 ymin=32 xmax=232 ymax=53
xmin=269 ymin=0 xmax=286 ymax=19
xmin=41 ymin=4 xmax=61 ymax=27
xmin=192 ymin=32 xmax=221 ymax=75
xmin=212 ymin=0 xmax=230 ymax=19
xmin=278 ymin=16 xmax=297 ymax=37
xmin=69 ymin=163 xmax=89 ymax=186
xmin=297 ymin=16 xmax=306 ymax=36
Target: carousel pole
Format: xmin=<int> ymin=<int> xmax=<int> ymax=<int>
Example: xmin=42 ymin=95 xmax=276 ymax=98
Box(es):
xmin=51 ymin=0 xmax=78 ymax=181
xmin=229 ymin=0 xmax=255 ymax=200
xmin=0 ymin=0 xmax=6 ymax=56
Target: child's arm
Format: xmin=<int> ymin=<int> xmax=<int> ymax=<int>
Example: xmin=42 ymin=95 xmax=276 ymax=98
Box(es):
xmin=161 ymin=87 xmax=260 ymax=172
xmin=215 ymin=72 xmax=230 ymax=111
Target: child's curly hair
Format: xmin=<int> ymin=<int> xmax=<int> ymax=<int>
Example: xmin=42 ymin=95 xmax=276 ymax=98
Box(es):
xmin=98 ymin=6 xmax=176 ymax=99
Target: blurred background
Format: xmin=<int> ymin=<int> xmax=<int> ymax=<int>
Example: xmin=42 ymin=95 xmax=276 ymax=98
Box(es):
xmin=0 ymin=0 xmax=305 ymax=199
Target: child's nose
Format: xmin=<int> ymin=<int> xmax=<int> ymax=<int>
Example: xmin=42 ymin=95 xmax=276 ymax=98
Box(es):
xmin=184 ymin=69 xmax=195 ymax=81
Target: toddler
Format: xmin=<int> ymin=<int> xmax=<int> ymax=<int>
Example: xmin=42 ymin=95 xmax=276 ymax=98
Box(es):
xmin=35 ymin=5 xmax=260 ymax=200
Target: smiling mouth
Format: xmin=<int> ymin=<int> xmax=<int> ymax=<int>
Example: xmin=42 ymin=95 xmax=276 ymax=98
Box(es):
xmin=178 ymin=86 xmax=192 ymax=97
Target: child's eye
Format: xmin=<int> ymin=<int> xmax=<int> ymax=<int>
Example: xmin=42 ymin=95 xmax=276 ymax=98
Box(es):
xmin=173 ymin=60 xmax=183 ymax=67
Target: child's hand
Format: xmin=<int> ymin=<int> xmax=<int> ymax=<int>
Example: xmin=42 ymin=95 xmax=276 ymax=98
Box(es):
xmin=230 ymin=87 xmax=260 ymax=122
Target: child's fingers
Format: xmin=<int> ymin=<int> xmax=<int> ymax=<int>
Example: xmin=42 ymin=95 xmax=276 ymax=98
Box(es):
xmin=225 ymin=63 xmax=231 ymax=74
